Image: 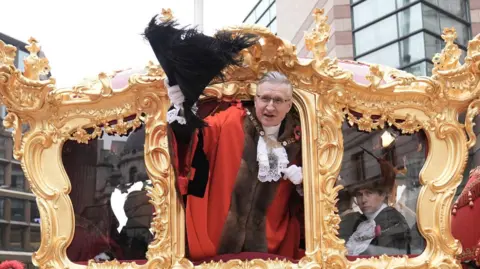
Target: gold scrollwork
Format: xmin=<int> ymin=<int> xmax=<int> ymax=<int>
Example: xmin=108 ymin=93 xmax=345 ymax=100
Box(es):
xmin=0 ymin=39 xmax=17 ymax=66
xmin=1 ymin=6 xmax=479 ymax=269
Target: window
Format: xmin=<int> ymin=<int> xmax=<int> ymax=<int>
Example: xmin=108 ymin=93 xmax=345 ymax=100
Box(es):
xmin=10 ymin=225 xmax=24 ymax=250
xmin=424 ymin=32 xmax=444 ymax=60
xmin=0 ymin=105 xmax=6 ymax=119
xmin=11 ymin=199 xmax=25 ymax=221
xmin=16 ymin=50 xmax=29 ymax=72
xmin=0 ymin=224 xmax=3 ymax=249
xmin=403 ymin=61 xmax=428 ymax=76
xmin=30 ymin=227 xmax=41 ymax=251
xmin=397 ymin=3 xmax=423 ymax=37
xmin=0 ymin=164 xmax=4 ymax=186
xmin=0 ymin=198 xmax=4 ymax=219
xmin=269 ymin=18 xmax=277 ymax=34
xmin=355 ymin=16 xmax=398 ymax=55
xmin=357 ymin=42 xmax=401 ymax=68
xmin=353 ymin=0 xmax=397 ymax=29
xmin=424 ymin=32 xmax=466 ymax=62
xmin=30 ymin=201 xmax=40 ymax=223
xmin=243 ymin=0 xmax=275 ymax=27
xmin=357 ymin=32 xmax=456 ymax=71
xmin=354 ymin=3 xmax=422 ymax=56
xmin=269 ymin=2 xmax=276 ymax=20
xmin=255 ymin=0 xmax=269 ymax=19
xmin=426 ymin=62 xmax=434 ymax=75
xmin=0 ymin=137 xmax=6 ymax=159
xmin=11 ymin=165 xmax=26 ymax=191
xmin=422 ymin=5 xmax=469 ymax=46
xmin=424 ymin=0 xmax=468 ymax=20
xmin=352 ymin=152 xmax=366 ymax=182
xmin=258 ymin=11 xmax=271 ymax=26
xmin=244 ymin=14 xmax=255 ymax=24
xmin=399 ymin=32 xmax=426 ymax=67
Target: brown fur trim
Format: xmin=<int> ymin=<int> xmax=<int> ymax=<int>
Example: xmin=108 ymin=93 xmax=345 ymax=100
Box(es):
xmin=217 ymin=111 xmax=301 ymax=254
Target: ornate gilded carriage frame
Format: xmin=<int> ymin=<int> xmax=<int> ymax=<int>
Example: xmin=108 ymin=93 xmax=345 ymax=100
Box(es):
xmin=1 ymin=8 xmax=480 ymax=269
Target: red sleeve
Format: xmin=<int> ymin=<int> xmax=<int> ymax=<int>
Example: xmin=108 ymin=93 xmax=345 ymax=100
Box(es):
xmin=169 ymin=105 xmax=244 ymax=196
xmin=202 ymin=105 xmax=244 ymax=158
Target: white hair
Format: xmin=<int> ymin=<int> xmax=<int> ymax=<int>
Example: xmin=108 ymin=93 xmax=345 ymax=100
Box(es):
xmin=258 ymin=71 xmax=292 ymax=88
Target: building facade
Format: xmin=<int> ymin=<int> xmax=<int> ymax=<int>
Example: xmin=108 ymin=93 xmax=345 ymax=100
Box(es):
xmin=0 ymin=32 xmax=43 ymax=269
xmin=243 ymin=0 xmax=278 ymax=35
xmin=257 ymin=0 xmax=479 ymax=77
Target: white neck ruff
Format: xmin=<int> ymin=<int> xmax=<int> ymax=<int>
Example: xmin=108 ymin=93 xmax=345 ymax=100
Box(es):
xmin=257 ymin=124 xmax=289 ymax=182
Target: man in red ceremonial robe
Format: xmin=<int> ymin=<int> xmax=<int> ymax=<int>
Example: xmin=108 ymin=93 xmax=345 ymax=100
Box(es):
xmin=168 ymin=72 xmax=304 ymax=260
xmin=143 ymin=14 xmax=304 ymax=261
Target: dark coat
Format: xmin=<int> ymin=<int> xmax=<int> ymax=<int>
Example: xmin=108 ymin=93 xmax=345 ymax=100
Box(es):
xmin=352 ymin=206 xmax=411 ymax=255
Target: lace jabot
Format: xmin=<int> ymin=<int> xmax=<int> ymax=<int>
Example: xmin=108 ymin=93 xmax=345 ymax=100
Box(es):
xmin=346 ymin=204 xmax=387 ymax=255
xmin=257 ymin=127 xmax=289 ymax=182
xmin=244 ymin=109 xmax=298 ymax=183
xmin=346 ymin=219 xmax=376 ymax=255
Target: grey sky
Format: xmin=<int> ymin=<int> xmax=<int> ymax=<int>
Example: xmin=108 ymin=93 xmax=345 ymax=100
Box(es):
xmin=1 ymin=0 xmax=256 ymax=87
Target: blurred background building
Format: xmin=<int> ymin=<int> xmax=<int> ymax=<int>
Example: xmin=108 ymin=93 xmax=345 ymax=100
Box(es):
xmin=0 ymin=32 xmax=45 ymax=269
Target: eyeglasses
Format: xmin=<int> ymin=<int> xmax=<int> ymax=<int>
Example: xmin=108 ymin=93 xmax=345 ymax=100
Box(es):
xmin=256 ymin=95 xmax=291 ymax=105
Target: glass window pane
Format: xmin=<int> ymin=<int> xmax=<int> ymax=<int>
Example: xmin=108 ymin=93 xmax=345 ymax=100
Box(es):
xmin=244 ymin=14 xmax=255 ymax=24
xmin=397 ymin=3 xmax=423 ymax=37
xmin=11 ymin=165 xmax=25 ymax=191
xmin=424 ymin=0 xmax=468 ymax=20
xmin=424 ymin=33 xmax=444 ymax=60
xmin=403 ymin=61 xmax=427 ymax=76
xmin=355 ymin=15 xmax=398 ymax=55
xmin=438 ymin=18 xmax=469 ymax=47
xmin=422 ymin=5 xmax=469 ymax=46
xmin=10 ymin=225 xmax=24 ymax=250
xmin=255 ymin=0 xmax=269 ymax=18
xmin=0 ymin=136 xmax=6 ymax=159
xmin=11 ymin=199 xmax=25 ymax=221
xmin=16 ymin=50 xmax=29 ymax=72
xmin=269 ymin=2 xmax=276 ymax=20
xmin=396 ymin=0 xmax=420 ymax=7
xmin=0 ymin=165 xmax=4 ymax=186
xmin=30 ymin=227 xmax=40 ymax=251
xmin=258 ymin=11 xmax=271 ymax=26
xmin=270 ymin=18 xmax=277 ymax=34
xmin=0 ymin=225 xmax=3 ymax=249
xmin=426 ymin=62 xmax=434 ymax=76
xmin=0 ymin=198 xmax=4 ymax=219
xmin=353 ymin=0 xmax=397 ymax=29
xmin=400 ymin=32 xmax=426 ymax=67
xmin=357 ymin=43 xmax=401 ymax=69
xmin=30 ymin=201 xmax=40 ymax=223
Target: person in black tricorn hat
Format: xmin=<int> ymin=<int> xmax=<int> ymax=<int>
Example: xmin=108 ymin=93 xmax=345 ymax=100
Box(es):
xmin=144 ymin=12 xmax=305 ymax=260
xmin=345 ymin=148 xmax=411 ymax=256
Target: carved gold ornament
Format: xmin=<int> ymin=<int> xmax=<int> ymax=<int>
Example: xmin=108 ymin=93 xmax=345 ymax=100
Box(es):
xmin=0 ymin=7 xmax=478 ymax=269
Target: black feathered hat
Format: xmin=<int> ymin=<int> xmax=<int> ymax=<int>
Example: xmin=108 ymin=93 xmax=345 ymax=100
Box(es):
xmin=143 ymin=14 xmax=259 ymax=128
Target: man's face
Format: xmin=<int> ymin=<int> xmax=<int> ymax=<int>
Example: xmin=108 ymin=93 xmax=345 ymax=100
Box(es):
xmin=254 ymin=82 xmax=292 ymax=127
xmin=355 ymin=188 xmax=386 ymax=214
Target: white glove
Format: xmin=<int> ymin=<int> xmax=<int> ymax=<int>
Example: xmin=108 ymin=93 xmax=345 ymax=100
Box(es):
xmin=94 ymin=252 xmax=112 ymax=262
xmin=165 ymin=79 xmax=186 ymax=124
xmin=282 ymin=165 xmax=303 ymax=185
xmin=165 ymin=79 xmax=185 ymax=106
